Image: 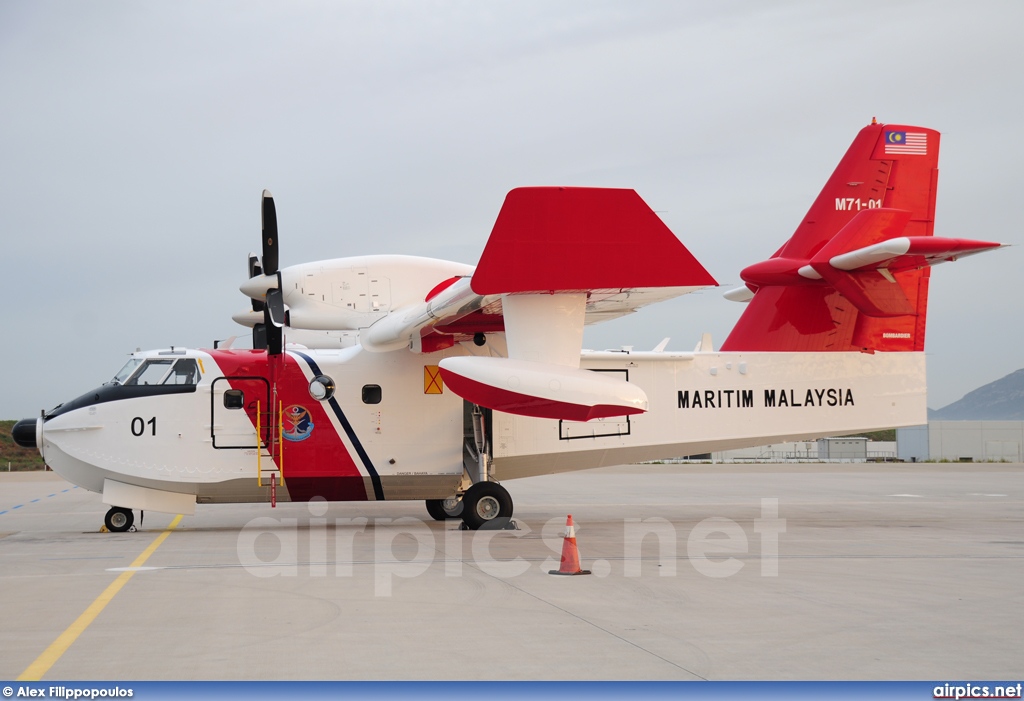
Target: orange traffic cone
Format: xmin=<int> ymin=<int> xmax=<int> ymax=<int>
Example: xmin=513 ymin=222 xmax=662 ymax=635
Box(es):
xmin=549 ymin=515 xmax=592 ymax=576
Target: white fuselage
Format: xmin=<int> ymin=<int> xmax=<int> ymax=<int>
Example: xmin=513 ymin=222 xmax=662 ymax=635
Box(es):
xmin=35 ymin=343 xmax=926 ymax=515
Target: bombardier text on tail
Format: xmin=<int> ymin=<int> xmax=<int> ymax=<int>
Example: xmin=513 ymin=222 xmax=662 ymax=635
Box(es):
xmin=11 ymin=121 xmax=1002 ymax=532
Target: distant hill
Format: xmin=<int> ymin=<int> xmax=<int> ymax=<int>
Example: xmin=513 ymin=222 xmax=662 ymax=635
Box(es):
xmin=929 ymin=369 xmax=1024 ymax=420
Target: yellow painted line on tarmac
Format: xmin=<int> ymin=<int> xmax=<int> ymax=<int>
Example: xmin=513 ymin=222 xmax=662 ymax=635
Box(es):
xmin=17 ymin=514 xmax=184 ymax=681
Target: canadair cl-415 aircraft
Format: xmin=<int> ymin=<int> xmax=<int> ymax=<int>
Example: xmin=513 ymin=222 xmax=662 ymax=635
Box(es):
xmin=12 ymin=121 xmax=1002 ymax=532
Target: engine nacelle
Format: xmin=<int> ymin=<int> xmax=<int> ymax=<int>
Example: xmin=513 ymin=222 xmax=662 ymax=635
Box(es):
xmin=242 ymin=255 xmax=474 ymax=332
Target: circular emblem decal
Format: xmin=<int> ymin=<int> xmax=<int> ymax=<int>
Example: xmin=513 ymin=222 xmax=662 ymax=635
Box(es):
xmin=283 ymin=404 xmax=314 ymax=442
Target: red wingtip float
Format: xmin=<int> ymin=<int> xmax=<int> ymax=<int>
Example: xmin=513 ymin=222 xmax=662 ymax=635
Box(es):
xmin=11 ymin=120 xmax=1004 ymax=531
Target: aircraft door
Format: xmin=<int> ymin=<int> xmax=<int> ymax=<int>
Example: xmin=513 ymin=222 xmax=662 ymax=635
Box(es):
xmin=211 ymin=376 xmax=271 ymax=449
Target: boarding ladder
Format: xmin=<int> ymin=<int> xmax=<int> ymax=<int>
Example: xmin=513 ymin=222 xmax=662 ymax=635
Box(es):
xmin=256 ymin=401 xmax=285 ymax=499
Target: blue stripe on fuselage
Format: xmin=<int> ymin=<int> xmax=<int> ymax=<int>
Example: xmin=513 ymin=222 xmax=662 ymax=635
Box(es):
xmin=290 ymin=351 xmax=385 ymax=501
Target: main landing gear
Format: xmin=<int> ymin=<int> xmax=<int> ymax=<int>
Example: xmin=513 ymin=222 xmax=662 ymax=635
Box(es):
xmin=426 ymin=482 xmax=514 ymax=530
xmin=104 ymin=506 xmax=135 ymax=533
xmin=461 ymin=481 xmax=514 ymax=530
xmin=425 ymin=496 xmax=464 ymax=521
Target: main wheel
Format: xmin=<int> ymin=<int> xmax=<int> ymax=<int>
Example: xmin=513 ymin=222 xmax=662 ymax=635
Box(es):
xmin=104 ymin=507 xmax=134 ymax=533
xmin=460 ymin=482 xmax=513 ymax=530
xmin=425 ymin=496 xmax=464 ymax=521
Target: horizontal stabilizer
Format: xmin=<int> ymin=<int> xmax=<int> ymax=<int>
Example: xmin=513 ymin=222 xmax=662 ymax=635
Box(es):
xmin=813 ymin=208 xmax=914 ymax=265
xmin=723 ymin=285 xmax=755 ymax=303
xmin=438 ymin=357 xmax=648 ymax=421
xmin=722 ymin=121 xmax=1005 ymax=352
xmin=824 ymin=236 xmax=1003 ymax=273
xmin=738 ymin=206 xmax=1003 ymax=318
xmin=810 ymin=226 xmax=1001 ymax=318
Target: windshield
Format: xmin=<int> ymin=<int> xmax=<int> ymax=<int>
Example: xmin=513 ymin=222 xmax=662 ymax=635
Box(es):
xmin=110 ymin=358 xmax=142 ymax=385
xmin=163 ymin=358 xmax=201 ymax=385
xmin=125 ymin=359 xmax=174 ymax=386
xmin=109 ymin=356 xmax=203 ymax=387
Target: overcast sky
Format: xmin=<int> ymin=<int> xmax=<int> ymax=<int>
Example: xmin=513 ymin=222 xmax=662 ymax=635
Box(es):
xmin=1 ymin=0 xmax=1021 ymax=420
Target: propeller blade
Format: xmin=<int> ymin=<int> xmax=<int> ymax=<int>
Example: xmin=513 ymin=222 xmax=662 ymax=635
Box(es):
xmin=266 ymin=286 xmax=285 ymax=328
xmin=265 ymin=308 xmax=283 ymax=355
xmin=247 ymin=253 xmax=265 ymax=313
xmin=246 ymin=190 xmax=283 ymax=355
xmin=247 ymin=252 xmax=262 ymax=279
xmin=261 ymin=190 xmax=279 ymax=275
xmin=252 ymin=323 xmax=268 ymax=350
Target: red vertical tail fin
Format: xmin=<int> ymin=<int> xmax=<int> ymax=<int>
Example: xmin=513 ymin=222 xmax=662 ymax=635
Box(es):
xmin=722 ymin=122 xmax=964 ymax=353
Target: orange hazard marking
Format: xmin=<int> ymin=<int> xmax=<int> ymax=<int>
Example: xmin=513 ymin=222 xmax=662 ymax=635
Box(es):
xmin=424 ymin=365 xmax=443 ymax=394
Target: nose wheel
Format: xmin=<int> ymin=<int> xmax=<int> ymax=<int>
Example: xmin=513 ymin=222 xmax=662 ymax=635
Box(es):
xmin=104 ymin=507 xmax=135 ymax=533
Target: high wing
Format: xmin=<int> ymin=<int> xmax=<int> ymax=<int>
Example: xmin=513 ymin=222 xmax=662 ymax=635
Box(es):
xmin=237 ymin=186 xmax=717 ymax=420
xmin=361 ymin=277 xmax=704 ymax=354
xmin=363 ymin=187 xmax=715 ymax=353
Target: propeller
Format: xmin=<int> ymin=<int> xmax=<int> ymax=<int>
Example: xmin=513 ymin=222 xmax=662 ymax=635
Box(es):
xmin=243 ymin=190 xmax=284 ymax=355
xmin=247 ymin=253 xmax=264 ymax=293
xmin=261 ymin=190 xmax=279 ymax=276
xmin=261 ymin=191 xmax=284 ymax=355
xmin=246 ymin=253 xmax=267 ymax=349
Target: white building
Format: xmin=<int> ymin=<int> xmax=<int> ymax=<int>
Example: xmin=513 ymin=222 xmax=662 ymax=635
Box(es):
xmin=670 ymin=439 xmax=896 ymax=462
xmin=897 ymin=422 xmax=1024 ymax=462
xmin=817 ymin=436 xmax=868 ymax=460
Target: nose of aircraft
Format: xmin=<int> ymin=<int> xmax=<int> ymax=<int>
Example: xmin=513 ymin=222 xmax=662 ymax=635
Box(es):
xmin=12 ymin=418 xmax=39 ymax=449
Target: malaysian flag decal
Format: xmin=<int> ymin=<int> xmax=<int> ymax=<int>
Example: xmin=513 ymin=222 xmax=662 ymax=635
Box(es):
xmin=884 ymin=131 xmax=927 ymax=155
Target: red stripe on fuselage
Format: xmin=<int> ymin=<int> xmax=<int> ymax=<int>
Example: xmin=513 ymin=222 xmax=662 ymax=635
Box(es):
xmin=206 ymin=349 xmax=370 ymax=501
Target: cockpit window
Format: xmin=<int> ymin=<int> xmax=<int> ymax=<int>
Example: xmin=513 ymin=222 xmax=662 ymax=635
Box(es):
xmin=111 ymin=359 xmax=142 ymax=385
xmin=112 ymin=356 xmax=202 ymax=387
xmin=163 ymin=358 xmax=201 ymax=386
xmin=125 ymin=359 xmax=174 ymax=386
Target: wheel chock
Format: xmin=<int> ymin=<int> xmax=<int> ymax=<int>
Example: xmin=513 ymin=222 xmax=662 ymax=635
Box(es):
xmin=458 ymin=519 xmax=520 ymax=531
